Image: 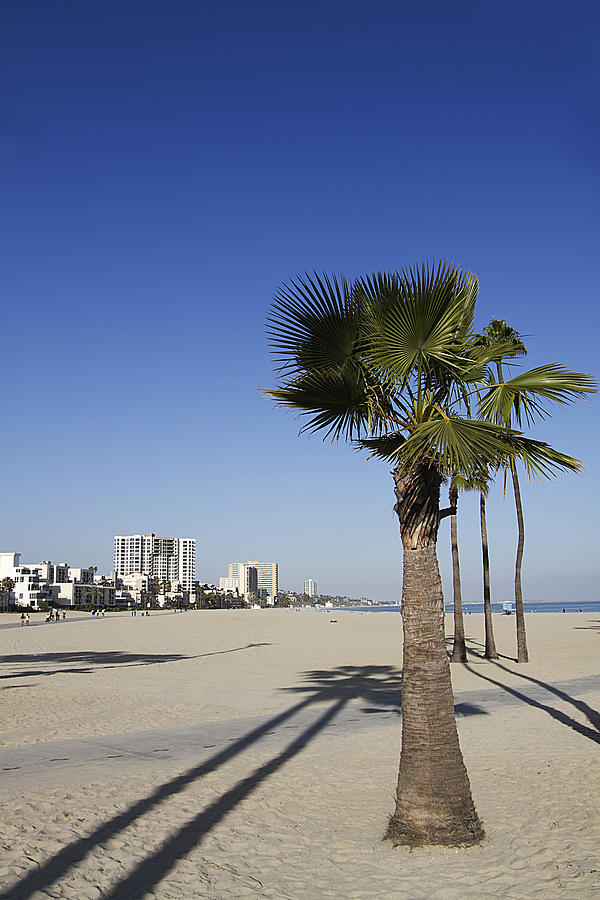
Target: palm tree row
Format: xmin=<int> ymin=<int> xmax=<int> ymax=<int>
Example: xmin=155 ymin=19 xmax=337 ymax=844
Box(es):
xmin=448 ymin=316 xmax=585 ymax=664
xmin=265 ymin=261 xmax=595 ymax=847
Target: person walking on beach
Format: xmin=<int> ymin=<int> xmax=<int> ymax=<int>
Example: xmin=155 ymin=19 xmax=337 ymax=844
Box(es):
xmin=25 ymin=613 xmax=30 ymax=625
xmin=20 ymin=612 xmax=25 ymax=626
xmin=62 ymin=610 xmax=66 ymax=619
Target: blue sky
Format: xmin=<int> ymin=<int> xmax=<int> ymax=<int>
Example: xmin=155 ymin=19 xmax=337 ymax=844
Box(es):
xmin=1 ymin=0 xmax=598 ymax=602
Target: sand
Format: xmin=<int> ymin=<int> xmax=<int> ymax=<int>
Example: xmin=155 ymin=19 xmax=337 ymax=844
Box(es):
xmin=0 ymin=607 xmax=598 ymax=899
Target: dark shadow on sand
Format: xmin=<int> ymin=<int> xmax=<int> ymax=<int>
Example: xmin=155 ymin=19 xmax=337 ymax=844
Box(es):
xmin=573 ymin=620 xmax=600 ymax=633
xmin=444 ymin=633 xmax=517 ymax=663
xmin=465 ymin=662 xmax=600 ymax=745
xmin=1 ymin=665 xmax=490 ymax=900
xmin=0 ymin=645 xmax=271 ymax=680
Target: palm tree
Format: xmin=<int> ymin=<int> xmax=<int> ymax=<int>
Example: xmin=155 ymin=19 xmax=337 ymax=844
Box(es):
xmin=266 ymin=262 xmax=588 ymax=846
xmin=477 ymin=471 xmax=499 ymax=660
xmin=477 ymin=318 xmax=595 ymax=662
xmin=476 ymin=319 xmax=529 ymax=660
xmin=446 ymin=469 xmax=496 ymax=663
xmin=1 ymin=577 xmax=15 ymax=611
xmin=448 ymin=475 xmax=467 ymax=663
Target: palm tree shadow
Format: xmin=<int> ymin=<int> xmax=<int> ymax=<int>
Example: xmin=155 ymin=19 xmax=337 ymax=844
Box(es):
xmin=465 ymin=662 xmax=600 ymax=744
xmin=573 ymin=620 xmax=600 ymax=633
xmin=444 ymin=634 xmax=516 ymax=663
xmin=1 ymin=664 xmax=487 ymax=900
xmin=490 ymin=659 xmax=600 ymax=733
xmin=0 ymin=645 xmax=271 ymax=680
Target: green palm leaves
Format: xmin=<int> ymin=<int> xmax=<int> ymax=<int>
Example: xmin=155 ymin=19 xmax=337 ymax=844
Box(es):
xmin=479 ymin=365 xmax=596 ymax=427
xmin=266 ymin=262 xmax=596 ymax=480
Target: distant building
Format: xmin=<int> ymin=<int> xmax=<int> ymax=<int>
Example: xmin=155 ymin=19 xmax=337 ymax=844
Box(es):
xmin=228 ymin=561 xmax=278 ymax=599
xmin=113 ymin=533 xmax=196 ymax=592
xmin=304 ymin=578 xmax=318 ymax=598
xmin=0 ymin=552 xmax=100 ymax=608
xmin=219 ymin=563 xmax=258 ymax=599
xmin=67 ymin=566 xmax=94 ymax=584
xmin=55 ymin=582 xmax=115 ymax=607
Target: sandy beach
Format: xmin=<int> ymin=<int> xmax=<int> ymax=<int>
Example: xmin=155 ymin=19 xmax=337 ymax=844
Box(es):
xmin=0 ymin=608 xmax=598 ymax=899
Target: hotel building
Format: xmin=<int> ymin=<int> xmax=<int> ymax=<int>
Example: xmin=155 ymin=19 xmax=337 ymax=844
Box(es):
xmin=228 ymin=561 xmax=278 ymax=599
xmin=113 ymin=533 xmax=196 ymax=592
xmin=304 ymin=578 xmax=318 ymax=598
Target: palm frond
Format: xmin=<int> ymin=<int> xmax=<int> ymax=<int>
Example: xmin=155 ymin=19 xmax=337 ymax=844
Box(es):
xmin=267 ymin=271 xmax=361 ymax=375
xmin=358 ymin=432 xmax=407 ymax=461
xmin=359 ymin=261 xmax=478 ymax=382
xmin=263 ymin=366 xmax=376 ymax=441
xmin=501 ymin=434 xmax=583 ymax=478
xmin=479 ymin=365 xmax=597 ymax=426
xmin=398 ymin=416 xmax=516 ymax=477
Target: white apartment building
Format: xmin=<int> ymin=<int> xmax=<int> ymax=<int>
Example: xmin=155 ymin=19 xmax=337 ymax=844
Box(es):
xmin=304 ymin=578 xmax=318 ymax=598
xmin=218 ymin=576 xmax=238 ymax=593
xmin=0 ymin=553 xmax=53 ymax=608
xmin=113 ymin=533 xmax=196 ymax=592
xmin=0 ymin=553 xmax=96 ymax=608
xmin=55 ymin=582 xmax=115 ymax=607
xmin=219 ymin=564 xmax=258 ymax=599
xmin=228 ymin=561 xmax=278 ymax=599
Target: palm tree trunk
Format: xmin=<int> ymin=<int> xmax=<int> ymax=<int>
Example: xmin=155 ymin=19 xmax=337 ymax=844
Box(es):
xmin=387 ymin=465 xmax=483 ymax=846
xmin=480 ymin=491 xmax=498 ymax=660
xmin=511 ymin=463 xmax=529 ymax=663
xmin=449 ymin=484 xmax=467 ymax=663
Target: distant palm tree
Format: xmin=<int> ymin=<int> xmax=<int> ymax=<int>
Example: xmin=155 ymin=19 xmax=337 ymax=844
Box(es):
xmin=266 ymin=262 xmax=587 ymax=845
xmin=477 ymin=318 xmax=595 ymax=662
xmin=1 ymin=577 xmax=15 ymax=611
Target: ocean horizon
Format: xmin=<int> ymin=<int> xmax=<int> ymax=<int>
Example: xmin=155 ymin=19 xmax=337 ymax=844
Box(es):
xmin=335 ymin=600 xmax=600 ymax=614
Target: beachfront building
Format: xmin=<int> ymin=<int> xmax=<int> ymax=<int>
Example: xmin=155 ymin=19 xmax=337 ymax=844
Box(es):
xmin=227 ymin=561 xmax=278 ymax=601
xmin=67 ymin=566 xmax=95 ymax=584
xmin=0 ymin=553 xmax=52 ymax=608
xmin=0 ymin=553 xmax=100 ymax=608
xmin=55 ymin=582 xmax=115 ymax=607
xmin=218 ymin=576 xmax=238 ymax=593
xmin=304 ymin=578 xmax=318 ymax=598
xmin=219 ymin=563 xmax=258 ymax=600
xmin=113 ymin=533 xmax=196 ymax=592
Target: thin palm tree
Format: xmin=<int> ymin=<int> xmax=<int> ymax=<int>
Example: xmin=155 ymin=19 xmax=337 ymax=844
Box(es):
xmin=476 ymin=319 xmax=529 ymax=660
xmin=447 ymin=470 xmax=496 ymax=663
xmin=476 ymin=470 xmax=499 ymax=659
xmin=265 ymin=262 xmax=589 ymax=846
xmin=448 ymin=475 xmax=467 ymax=663
xmin=476 ymin=318 xmax=595 ymax=662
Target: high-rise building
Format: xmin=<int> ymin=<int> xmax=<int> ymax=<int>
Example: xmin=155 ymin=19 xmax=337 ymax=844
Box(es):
xmin=228 ymin=561 xmax=278 ymax=598
xmin=304 ymin=578 xmax=318 ymax=598
xmin=114 ymin=533 xmax=196 ymax=592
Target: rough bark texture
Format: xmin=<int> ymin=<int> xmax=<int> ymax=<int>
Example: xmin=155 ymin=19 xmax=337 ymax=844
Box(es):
xmin=387 ymin=465 xmax=483 ymax=847
xmin=511 ymin=464 xmax=529 ymax=663
xmin=480 ymin=491 xmax=498 ymax=660
xmin=449 ymin=485 xmax=467 ymax=663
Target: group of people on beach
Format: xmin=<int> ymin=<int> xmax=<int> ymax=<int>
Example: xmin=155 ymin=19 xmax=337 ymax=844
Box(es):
xmin=19 ymin=612 xmax=31 ymax=625
xmin=91 ymin=608 xmax=106 ymax=617
xmin=44 ymin=610 xmax=66 ymax=622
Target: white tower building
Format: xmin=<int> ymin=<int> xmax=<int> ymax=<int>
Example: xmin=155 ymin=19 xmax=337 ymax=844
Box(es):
xmin=304 ymin=578 xmax=318 ymax=598
xmin=113 ymin=533 xmax=196 ymax=592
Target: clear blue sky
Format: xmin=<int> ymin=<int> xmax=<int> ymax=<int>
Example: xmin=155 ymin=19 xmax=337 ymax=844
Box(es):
xmin=1 ymin=0 xmax=598 ymax=602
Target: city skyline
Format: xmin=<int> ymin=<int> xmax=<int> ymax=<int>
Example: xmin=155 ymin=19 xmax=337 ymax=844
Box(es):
xmin=1 ymin=3 xmax=598 ymax=604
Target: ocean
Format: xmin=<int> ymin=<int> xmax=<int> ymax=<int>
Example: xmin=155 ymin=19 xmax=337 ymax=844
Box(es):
xmin=335 ymin=600 xmax=600 ymax=614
